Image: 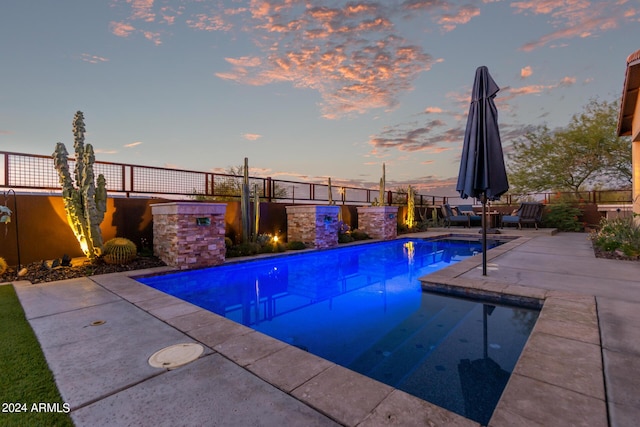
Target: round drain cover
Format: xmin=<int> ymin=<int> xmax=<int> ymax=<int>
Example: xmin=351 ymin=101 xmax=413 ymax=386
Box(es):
xmin=148 ymin=343 xmax=204 ymax=369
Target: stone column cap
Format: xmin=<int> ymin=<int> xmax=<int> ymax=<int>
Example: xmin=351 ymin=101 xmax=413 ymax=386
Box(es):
xmin=286 ymin=205 xmax=340 ymax=214
xmin=151 ymin=202 xmax=227 ymax=215
xmin=357 ymin=205 xmax=399 ymax=213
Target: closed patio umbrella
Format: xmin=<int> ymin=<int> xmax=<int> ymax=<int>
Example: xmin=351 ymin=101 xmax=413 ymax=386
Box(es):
xmin=456 ymin=66 xmax=509 ymax=275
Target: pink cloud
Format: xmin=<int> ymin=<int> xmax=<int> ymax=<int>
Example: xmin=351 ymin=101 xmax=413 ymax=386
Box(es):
xmin=242 ymin=133 xmax=263 ymax=141
xmin=110 ymin=21 xmax=136 ymax=37
xmin=438 ymin=5 xmax=480 ymax=32
xmin=129 ymin=0 xmax=155 ymax=22
xmin=559 ymin=76 xmax=576 ymax=86
xmin=505 ymin=75 xmax=576 ymax=97
xmin=217 ymin=3 xmax=435 ymax=118
xmin=402 ymin=1 xmax=481 ymax=31
xmin=80 ymin=53 xmax=109 ymax=64
xmin=508 ymin=84 xmax=549 ymax=96
xmin=520 ymin=66 xmax=533 ymax=78
xmin=94 ymin=149 xmax=118 ymax=154
xmin=513 ymin=1 xmax=634 ymax=51
xmin=368 ymin=119 xmax=451 ymax=153
xmin=424 ymin=107 xmax=443 ymax=114
xmin=186 ymin=13 xmax=232 ymax=32
xmin=143 ymin=31 xmax=162 ymax=45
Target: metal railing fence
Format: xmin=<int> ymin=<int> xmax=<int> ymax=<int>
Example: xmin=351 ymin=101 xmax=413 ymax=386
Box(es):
xmin=3 ymin=151 xmax=631 ymax=206
xmin=1 ymin=151 xmax=447 ymax=206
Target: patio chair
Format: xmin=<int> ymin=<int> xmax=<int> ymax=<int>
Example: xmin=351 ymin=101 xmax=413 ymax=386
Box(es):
xmin=456 ymin=204 xmax=482 ymax=226
xmin=441 ymin=204 xmax=471 ymax=228
xmin=500 ymin=202 xmax=544 ymax=229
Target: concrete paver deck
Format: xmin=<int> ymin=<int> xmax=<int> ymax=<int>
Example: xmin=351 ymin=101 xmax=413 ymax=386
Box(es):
xmin=5 ymin=230 xmax=640 ymax=426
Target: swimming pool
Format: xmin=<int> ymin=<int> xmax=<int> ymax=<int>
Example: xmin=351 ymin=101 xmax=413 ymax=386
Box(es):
xmin=138 ymin=237 xmax=538 ymax=425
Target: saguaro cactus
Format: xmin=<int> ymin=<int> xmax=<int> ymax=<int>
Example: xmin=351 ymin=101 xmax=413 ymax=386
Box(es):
xmin=52 ymin=111 xmax=107 ymax=260
xmin=241 ymin=157 xmax=251 ymax=244
xmin=376 ymin=163 xmax=386 ymax=206
xmin=328 ymin=177 xmax=334 ymax=205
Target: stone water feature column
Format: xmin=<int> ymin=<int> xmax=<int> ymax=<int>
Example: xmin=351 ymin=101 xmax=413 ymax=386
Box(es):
xmin=286 ymin=205 xmax=340 ymax=249
xmin=151 ymin=202 xmax=227 ymax=270
xmin=357 ymin=206 xmax=399 ymax=240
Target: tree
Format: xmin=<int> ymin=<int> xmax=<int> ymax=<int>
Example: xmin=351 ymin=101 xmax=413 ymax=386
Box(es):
xmin=191 ymin=165 xmax=288 ymax=201
xmin=508 ymin=99 xmax=631 ymax=196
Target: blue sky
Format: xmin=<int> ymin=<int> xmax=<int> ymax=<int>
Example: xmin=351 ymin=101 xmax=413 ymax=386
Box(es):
xmin=1 ymin=0 xmax=638 ymax=197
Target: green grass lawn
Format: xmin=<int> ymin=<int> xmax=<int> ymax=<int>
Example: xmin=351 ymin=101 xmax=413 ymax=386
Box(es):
xmin=0 ymin=285 xmax=74 ymax=427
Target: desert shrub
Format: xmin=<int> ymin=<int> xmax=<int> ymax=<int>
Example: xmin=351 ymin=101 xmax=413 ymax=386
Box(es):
xmin=255 ymin=234 xmax=271 ymax=246
xmin=227 ymin=242 xmax=261 ymax=257
xmin=397 ymin=222 xmax=409 ymax=234
xmin=542 ymin=201 xmax=583 ymax=231
xmin=592 ymin=217 xmax=640 ymax=257
xmin=102 ymin=237 xmax=137 ymax=264
xmin=260 ymin=241 xmax=286 ymax=253
xmin=0 ymin=257 xmax=7 ymax=275
xmin=224 ymin=237 xmax=233 ymax=249
xmin=350 ymin=230 xmax=370 ymax=241
xmin=338 ymin=233 xmax=354 ymax=243
xmin=139 ymin=237 xmax=154 ymax=257
xmin=286 ymin=241 xmax=306 ymax=250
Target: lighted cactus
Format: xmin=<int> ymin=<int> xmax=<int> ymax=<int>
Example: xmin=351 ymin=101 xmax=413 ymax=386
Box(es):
xmin=102 ymin=237 xmax=137 ymax=265
xmin=52 ymin=111 xmax=107 ymax=260
xmin=241 ymin=157 xmax=251 ymax=244
xmin=0 ymin=256 xmax=7 ymax=275
xmin=407 ymin=185 xmax=415 ymax=228
xmin=253 ymin=183 xmax=260 ymax=243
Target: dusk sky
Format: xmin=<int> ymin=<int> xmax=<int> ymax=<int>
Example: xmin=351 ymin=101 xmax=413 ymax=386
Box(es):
xmin=1 ymin=0 xmax=638 ymax=197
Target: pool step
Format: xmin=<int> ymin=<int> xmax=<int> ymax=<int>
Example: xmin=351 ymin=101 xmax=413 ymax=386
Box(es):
xmin=348 ymin=294 xmax=480 ymax=386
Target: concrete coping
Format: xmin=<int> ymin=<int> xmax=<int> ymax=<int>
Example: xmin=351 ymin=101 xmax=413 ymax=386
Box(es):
xmin=150 ymin=202 xmax=227 ymax=215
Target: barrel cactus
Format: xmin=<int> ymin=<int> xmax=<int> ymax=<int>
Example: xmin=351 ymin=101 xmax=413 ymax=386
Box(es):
xmin=102 ymin=237 xmax=137 ymax=265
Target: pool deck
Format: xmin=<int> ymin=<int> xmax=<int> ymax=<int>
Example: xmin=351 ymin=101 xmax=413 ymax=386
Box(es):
xmin=5 ymin=230 xmax=640 ymax=426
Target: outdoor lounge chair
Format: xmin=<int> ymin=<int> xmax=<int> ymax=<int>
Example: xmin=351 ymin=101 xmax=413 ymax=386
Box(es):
xmin=456 ymin=204 xmax=482 ymax=226
xmin=500 ymin=202 xmax=544 ymax=229
xmin=441 ymin=204 xmax=471 ymax=228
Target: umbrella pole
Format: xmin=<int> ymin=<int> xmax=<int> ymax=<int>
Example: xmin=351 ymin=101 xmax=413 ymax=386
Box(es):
xmin=482 ymin=193 xmax=487 ymax=276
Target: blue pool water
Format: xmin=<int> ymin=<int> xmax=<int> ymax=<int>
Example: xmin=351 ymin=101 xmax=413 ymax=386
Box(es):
xmin=138 ymin=238 xmax=539 ymax=425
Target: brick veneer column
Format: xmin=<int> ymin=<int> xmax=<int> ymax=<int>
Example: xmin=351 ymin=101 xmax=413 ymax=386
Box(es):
xmin=151 ymin=202 xmax=227 ymax=270
xmin=286 ymin=205 xmax=340 ymax=249
xmin=357 ymin=206 xmax=399 ymax=240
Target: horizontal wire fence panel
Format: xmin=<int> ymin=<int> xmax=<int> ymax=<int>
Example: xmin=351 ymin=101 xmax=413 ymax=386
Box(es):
xmin=132 ymin=166 xmax=208 ymax=195
xmin=210 ymin=174 xmax=241 ymax=198
xmin=93 ymin=163 xmax=125 ymax=192
xmin=343 ymin=188 xmax=371 ymax=204
xmin=276 ymin=181 xmax=312 ymax=201
xmin=7 ymin=153 xmax=60 ymax=189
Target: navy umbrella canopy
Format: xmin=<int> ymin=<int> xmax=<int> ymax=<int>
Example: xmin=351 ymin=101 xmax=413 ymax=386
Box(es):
xmin=456 ymin=66 xmax=509 ymax=275
xmin=456 ymin=66 xmax=509 ymax=201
